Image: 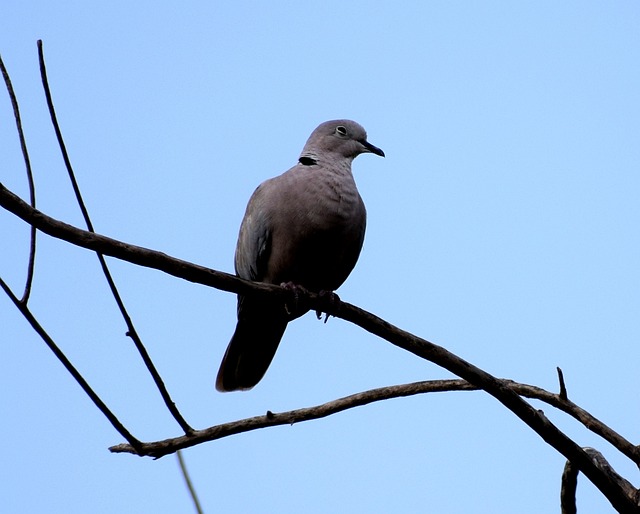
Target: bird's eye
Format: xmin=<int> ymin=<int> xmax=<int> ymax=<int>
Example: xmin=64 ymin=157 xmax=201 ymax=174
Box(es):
xmin=335 ymin=125 xmax=348 ymax=137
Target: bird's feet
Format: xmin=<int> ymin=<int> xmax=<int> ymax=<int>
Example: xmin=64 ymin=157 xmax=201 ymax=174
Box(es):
xmin=316 ymin=290 xmax=341 ymax=323
xmin=280 ymin=282 xmax=310 ymax=317
xmin=279 ymin=283 xmax=341 ymax=322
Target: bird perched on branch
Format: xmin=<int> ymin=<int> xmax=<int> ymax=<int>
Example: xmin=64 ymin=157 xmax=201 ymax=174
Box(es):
xmin=216 ymin=119 xmax=384 ymax=392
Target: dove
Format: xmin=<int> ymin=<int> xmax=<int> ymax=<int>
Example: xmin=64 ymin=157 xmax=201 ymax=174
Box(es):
xmin=216 ymin=119 xmax=384 ymax=392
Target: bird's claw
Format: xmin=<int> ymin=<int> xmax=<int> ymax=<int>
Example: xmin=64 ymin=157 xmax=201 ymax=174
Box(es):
xmin=280 ymin=282 xmax=309 ymax=316
xmin=280 ymin=283 xmax=340 ymax=322
xmin=315 ymin=290 xmax=340 ymax=323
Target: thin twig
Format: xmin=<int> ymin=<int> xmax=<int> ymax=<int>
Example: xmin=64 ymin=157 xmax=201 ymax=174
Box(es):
xmin=110 ymin=380 xmax=477 ymax=457
xmin=109 ymin=378 xmax=640 ymax=467
xmin=36 ymin=40 xmax=193 ymax=435
xmin=177 ymin=451 xmax=204 ymax=514
xmin=0 ymin=53 xmax=37 ymax=304
xmin=0 ymin=276 xmax=142 ymax=451
xmin=1 ymin=187 xmax=638 ymax=512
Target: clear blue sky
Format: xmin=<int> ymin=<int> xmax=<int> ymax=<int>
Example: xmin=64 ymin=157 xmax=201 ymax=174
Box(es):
xmin=1 ymin=2 xmax=639 ymax=513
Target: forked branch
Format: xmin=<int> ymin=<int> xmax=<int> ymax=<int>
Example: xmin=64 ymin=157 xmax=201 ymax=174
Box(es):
xmin=1 ymin=185 xmax=638 ymax=511
xmin=35 ymin=40 xmax=193 ymax=435
xmin=2 ymin=44 xmax=639 ymax=511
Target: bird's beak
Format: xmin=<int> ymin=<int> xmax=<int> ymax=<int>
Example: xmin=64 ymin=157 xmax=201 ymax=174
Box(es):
xmin=361 ymin=139 xmax=385 ymax=157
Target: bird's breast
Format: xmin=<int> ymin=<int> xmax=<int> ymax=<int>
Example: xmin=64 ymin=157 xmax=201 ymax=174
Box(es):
xmin=265 ymin=170 xmax=366 ymax=291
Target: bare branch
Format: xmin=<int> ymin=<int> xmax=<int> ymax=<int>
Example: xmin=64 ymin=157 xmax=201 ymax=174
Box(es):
xmin=109 ymin=380 xmax=477 ymax=457
xmin=35 ymin=40 xmax=193 ymax=435
xmin=562 ymin=448 xmax=640 ymax=514
xmin=334 ymin=307 xmax=640 ymax=512
xmin=0 ymin=53 xmax=37 ymax=303
xmin=514 ymin=381 xmax=640 ymax=467
xmin=1 ymin=184 xmax=638 ymax=511
xmin=561 ymin=456 xmax=579 ymax=514
xmin=584 ymin=449 xmax=640 ymax=507
xmin=36 ymin=40 xmax=94 ymax=232
xmin=109 ymin=378 xmax=639 ymax=466
xmin=0 ymin=182 xmax=257 ymax=295
xmin=0 ymin=276 xmax=142 ymax=451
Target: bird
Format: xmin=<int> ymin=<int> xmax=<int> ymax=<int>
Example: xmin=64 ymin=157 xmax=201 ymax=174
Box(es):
xmin=216 ymin=119 xmax=384 ymax=392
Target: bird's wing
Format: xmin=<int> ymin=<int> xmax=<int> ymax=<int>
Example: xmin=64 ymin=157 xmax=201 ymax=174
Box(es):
xmin=234 ymin=182 xmax=273 ymax=282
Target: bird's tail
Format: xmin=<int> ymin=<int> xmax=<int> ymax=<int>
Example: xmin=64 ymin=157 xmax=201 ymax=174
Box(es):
xmin=216 ymin=299 xmax=288 ymax=392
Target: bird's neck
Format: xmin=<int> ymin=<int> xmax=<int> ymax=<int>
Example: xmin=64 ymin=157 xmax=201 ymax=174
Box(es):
xmin=298 ymin=151 xmax=355 ymax=170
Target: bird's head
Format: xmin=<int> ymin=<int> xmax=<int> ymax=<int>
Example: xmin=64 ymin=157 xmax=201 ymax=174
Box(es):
xmin=299 ymin=119 xmax=385 ymax=164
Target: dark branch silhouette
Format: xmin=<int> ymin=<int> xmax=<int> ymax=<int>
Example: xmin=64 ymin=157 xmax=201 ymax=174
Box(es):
xmin=0 ymin=53 xmax=37 ymax=304
xmin=1 ymin=184 xmax=638 ymax=511
xmin=35 ymin=40 xmax=193 ymax=435
xmin=561 ymin=448 xmax=640 ymax=514
xmin=557 ymin=366 xmax=569 ymax=401
xmin=108 ymin=378 xmax=638 ymax=463
xmin=2 ymin=44 xmax=639 ymax=512
xmin=0 ymin=275 xmax=142 ymax=451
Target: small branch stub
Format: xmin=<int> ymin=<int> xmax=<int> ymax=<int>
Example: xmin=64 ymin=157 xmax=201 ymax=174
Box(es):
xmin=557 ymin=366 xmax=568 ymax=401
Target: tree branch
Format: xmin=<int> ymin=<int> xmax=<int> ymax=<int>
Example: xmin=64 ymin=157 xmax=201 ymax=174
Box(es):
xmin=0 ymin=276 xmax=142 ymax=451
xmin=561 ymin=448 xmax=640 ymax=514
xmin=109 ymin=380 xmax=478 ymax=457
xmin=1 ymin=185 xmax=638 ymax=511
xmin=35 ymin=40 xmax=193 ymax=435
xmin=108 ymin=378 xmax=638 ymax=467
xmin=509 ymin=381 xmax=640 ymax=467
xmin=0 ymin=53 xmax=37 ymax=304
xmin=561 ymin=450 xmax=579 ymax=514
xmin=0 ymin=182 xmax=262 ymax=297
